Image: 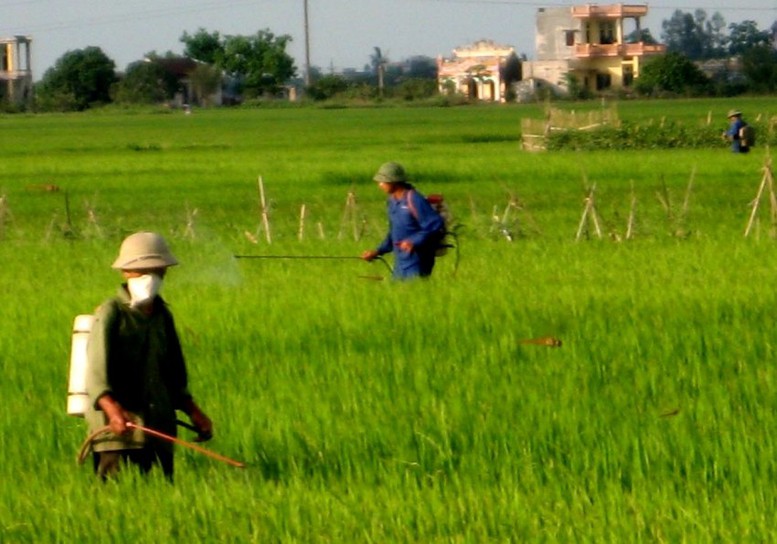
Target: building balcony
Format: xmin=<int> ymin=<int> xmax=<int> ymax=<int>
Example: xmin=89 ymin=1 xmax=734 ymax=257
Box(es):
xmin=574 ymin=42 xmax=666 ymax=58
xmin=571 ymin=4 xmax=649 ymax=19
xmin=0 ymin=68 xmax=32 ymax=78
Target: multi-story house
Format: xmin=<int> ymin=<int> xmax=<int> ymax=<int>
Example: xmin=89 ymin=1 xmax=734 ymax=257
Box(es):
xmin=522 ymin=3 xmax=665 ymax=94
xmin=1 ymin=35 xmax=33 ymax=107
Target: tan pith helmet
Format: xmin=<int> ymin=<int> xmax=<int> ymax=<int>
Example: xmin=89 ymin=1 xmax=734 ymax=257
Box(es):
xmin=727 ymin=109 xmax=742 ymax=118
xmin=111 ymin=231 xmax=179 ymax=270
xmin=373 ymin=161 xmax=408 ymax=184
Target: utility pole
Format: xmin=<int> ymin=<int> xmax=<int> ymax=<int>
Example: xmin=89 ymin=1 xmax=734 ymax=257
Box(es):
xmin=303 ymin=0 xmax=311 ymax=87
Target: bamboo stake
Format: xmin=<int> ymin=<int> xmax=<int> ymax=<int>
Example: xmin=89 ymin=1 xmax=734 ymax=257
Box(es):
xmin=85 ymin=199 xmax=103 ymax=238
xmin=681 ymin=165 xmax=696 ymax=219
xmin=745 ymin=164 xmax=770 ymax=237
xmin=626 ymin=182 xmax=636 ymax=240
xmin=258 ymin=176 xmax=272 ymax=244
xmin=184 ymin=205 xmax=198 ymax=239
xmin=337 ymin=191 xmax=358 ymax=240
xmin=298 ymin=204 xmax=307 ymax=241
xmin=575 ymin=196 xmax=591 ymax=241
xmin=765 ymin=161 xmax=777 ymax=236
xmin=576 ymin=183 xmax=601 ymax=240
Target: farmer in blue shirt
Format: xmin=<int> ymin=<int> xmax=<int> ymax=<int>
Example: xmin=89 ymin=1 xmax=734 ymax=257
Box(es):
xmin=723 ymin=109 xmax=750 ymax=153
xmin=361 ymin=162 xmax=445 ymax=280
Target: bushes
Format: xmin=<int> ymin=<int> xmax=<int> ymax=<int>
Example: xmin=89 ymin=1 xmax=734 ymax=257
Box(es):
xmin=545 ymin=119 xmax=774 ymax=151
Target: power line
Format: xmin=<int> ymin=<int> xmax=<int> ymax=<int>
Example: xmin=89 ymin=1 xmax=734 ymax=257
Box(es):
xmin=0 ymin=0 xmax=261 ymax=34
xmin=411 ymin=0 xmax=776 ymax=15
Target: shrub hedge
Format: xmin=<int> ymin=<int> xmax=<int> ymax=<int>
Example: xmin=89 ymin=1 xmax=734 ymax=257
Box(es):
xmin=545 ymin=119 xmax=776 ymax=151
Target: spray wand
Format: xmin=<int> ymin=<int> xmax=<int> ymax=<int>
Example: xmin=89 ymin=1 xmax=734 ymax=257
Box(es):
xmin=233 ymin=254 xmax=393 ymax=275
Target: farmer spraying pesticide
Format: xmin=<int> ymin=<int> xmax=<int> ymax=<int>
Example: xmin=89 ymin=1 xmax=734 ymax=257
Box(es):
xmin=361 ymin=162 xmax=446 ymax=280
xmin=81 ymin=232 xmax=213 ymax=480
xmin=722 ymin=109 xmax=753 ymax=154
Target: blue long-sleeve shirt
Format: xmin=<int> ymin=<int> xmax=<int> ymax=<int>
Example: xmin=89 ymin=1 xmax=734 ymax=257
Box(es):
xmin=726 ymin=118 xmax=749 ymax=153
xmin=376 ymin=187 xmax=445 ymax=279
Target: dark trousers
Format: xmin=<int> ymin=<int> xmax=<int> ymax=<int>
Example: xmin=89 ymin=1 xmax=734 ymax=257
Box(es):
xmin=93 ymin=446 xmax=174 ymax=481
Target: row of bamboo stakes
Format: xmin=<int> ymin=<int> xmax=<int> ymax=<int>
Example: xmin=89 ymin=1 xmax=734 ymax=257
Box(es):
xmin=1 ymin=158 xmax=775 ymax=242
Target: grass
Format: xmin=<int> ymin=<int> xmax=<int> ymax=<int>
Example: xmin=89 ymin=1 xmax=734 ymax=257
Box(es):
xmin=1 ymin=97 xmax=776 ymax=542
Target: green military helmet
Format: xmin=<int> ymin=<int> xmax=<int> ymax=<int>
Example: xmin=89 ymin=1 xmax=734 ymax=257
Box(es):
xmin=373 ymin=161 xmax=408 ymax=184
xmin=111 ymin=231 xmax=179 ymax=270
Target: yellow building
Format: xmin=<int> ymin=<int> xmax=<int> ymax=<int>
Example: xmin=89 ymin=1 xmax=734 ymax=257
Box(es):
xmin=522 ymin=3 xmax=666 ymax=94
xmin=1 ymin=35 xmax=33 ymax=107
xmin=437 ymin=40 xmax=515 ymax=102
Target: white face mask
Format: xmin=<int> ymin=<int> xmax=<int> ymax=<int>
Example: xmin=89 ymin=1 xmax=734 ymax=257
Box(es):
xmin=126 ymin=273 xmax=163 ymax=307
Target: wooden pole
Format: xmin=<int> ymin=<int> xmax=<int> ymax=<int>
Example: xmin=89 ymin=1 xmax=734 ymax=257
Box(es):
xmin=575 ymin=197 xmax=590 ymax=241
xmin=576 ymin=184 xmax=601 ymax=240
xmin=626 ymin=182 xmax=636 ymax=240
xmin=681 ymin=165 xmax=696 ymax=219
xmin=745 ymin=168 xmax=769 ymax=237
xmin=258 ymin=176 xmax=272 ymax=244
xmin=765 ymin=161 xmax=777 ymax=236
xmin=338 ymin=191 xmax=358 ymax=240
xmin=184 ymin=206 xmax=198 ymax=239
xmin=298 ymin=204 xmax=307 ymax=241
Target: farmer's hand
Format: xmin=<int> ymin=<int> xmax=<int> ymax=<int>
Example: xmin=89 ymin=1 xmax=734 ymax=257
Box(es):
xmin=190 ymin=406 xmax=213 ymax=442
xmin=397 ymin=240 xmax=414 ymax=253
xmin=98 ymin=395 xmax=132 ymax=435
xmin=361 ymin=249 xmax=379 ymax=261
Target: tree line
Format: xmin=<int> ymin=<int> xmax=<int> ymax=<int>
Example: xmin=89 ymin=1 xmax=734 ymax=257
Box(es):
xmin=633 ymin=9 xmax=777 ymax=96
xmin=7 ymin=9 xmax=777 ymax=112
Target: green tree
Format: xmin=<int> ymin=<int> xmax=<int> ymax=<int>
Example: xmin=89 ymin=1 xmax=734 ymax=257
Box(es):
xmin=405 ymin=56 xmax=437 ymax=80
xmin=36 ymin=47 xmax=117 ymax=111
xmin=395 ymin=78 xmax=437 ymax=100
xmin=112 ymin=60 xmax=178 ymax=105
xmin=306 ymin=74 xmax=350 ymax=100
xmin=706 ymin=12 xmax=729 ymax=57
xmin=661 ymin=9 xmax=723 ymax=59
xmin=181 ymin=29 xmax=295 ymax=98
xmin=635 ymin=52 xmax=711 ymax=96
xmin=728 ymin=20 xmax=772 ymax=56
xmin=625 ymin=28 xmax=659 ymax=44
xmin=180 ymin=29 xmax=223 ymax=64
xmin=741 ymin=44 xmax=777 ymax=92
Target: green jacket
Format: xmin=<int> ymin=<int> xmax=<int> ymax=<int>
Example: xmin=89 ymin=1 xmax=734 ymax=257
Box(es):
xmin=85 ymin=287 xmax=192 ymax=452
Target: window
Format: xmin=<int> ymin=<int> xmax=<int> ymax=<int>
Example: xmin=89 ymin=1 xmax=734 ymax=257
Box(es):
xmin=565 ymin=30 xmax=576 ymax=47
xmin=596 ymin=73 xmax=612 ymax=90
xmin=600 ymin=22 xmax=615 ymax=45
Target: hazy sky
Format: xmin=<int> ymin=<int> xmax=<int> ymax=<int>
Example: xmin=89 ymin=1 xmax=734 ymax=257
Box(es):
xmin=2 ymin=0 xmax=776 ymax=80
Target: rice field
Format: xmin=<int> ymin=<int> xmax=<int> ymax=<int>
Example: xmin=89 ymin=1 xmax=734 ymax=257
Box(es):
xmin=1 ymin=98 xmax=776 ymax=542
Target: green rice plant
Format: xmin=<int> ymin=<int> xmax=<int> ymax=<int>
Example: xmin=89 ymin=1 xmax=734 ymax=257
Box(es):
xmin=1 ymin=100 xmax=777 ymax=542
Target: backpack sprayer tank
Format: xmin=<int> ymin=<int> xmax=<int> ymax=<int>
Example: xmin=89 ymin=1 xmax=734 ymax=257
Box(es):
xmin=67 ymin=314 xmax=94 ymax=417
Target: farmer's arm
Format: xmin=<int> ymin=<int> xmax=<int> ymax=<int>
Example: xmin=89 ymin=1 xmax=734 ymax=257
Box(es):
xmin=86 ymin=302 xmax=130 ymax=434
xmin=85 ymin=302 xmax=115 ymax=410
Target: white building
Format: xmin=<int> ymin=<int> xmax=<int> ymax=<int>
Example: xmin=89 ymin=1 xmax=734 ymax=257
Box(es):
xmin=1 ymin=35 xmax=33 ymax=107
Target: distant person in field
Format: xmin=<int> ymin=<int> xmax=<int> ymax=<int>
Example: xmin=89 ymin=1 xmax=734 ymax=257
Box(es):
xmin=723 ymin=110 xmax=750 ymax=154
xmin=361 ymin=161 xmax=445 ymax=280
xmin=85 ymin=231 xmax=212 ymax=480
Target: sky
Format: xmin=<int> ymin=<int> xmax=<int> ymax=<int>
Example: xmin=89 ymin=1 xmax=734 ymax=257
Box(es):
xmin=2 ymin=0 xmax=776 ymax=81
